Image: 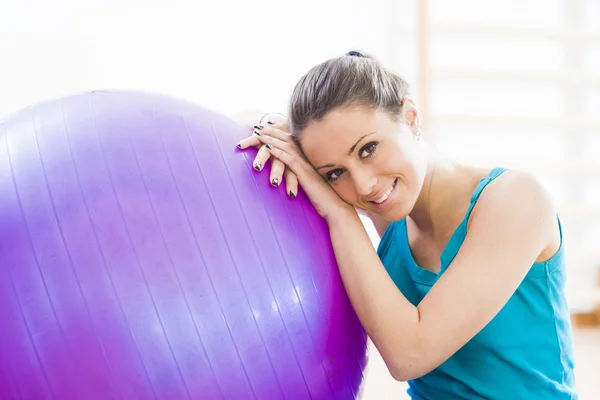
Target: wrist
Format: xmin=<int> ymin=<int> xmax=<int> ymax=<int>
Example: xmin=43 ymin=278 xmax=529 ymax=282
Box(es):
xmin=324 ymin=203 xmax=358 ymax=226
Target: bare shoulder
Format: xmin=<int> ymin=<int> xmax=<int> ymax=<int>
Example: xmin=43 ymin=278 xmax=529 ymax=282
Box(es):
xmin=480 ymin=169 xmax=552 ymax=200
xmin=476 ymin=168 xmax=555 ymax=211
xmin=469 ymin=168 xmax=560 ymax=261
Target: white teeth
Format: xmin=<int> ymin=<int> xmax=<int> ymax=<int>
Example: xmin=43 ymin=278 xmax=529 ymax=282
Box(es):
xmin=374 ymin=180 xmax=396 ymax=204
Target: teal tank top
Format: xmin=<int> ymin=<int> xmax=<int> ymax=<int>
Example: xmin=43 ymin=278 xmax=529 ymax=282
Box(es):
xmin=376 ymin=168 xmax=577 ymax=399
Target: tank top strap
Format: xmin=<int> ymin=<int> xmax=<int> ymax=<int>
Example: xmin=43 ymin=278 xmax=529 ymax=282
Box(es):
xmin=464 ymin=167 xmax=508 ymax=222
xmin=439 ymin=167 xmax=508 ymax=273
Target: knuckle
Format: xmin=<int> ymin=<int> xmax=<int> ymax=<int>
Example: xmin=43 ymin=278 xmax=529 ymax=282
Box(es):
xmin=258 ymin=154 xmax=270 ymax=163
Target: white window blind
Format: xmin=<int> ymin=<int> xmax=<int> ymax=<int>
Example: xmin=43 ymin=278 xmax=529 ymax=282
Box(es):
xmin=418 ymin=0 xmax=600 ymax=311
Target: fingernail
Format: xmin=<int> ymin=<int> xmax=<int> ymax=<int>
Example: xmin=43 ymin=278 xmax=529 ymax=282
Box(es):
xmin=265 ymin=144 xmax=272 ymax=150
xmin=266 ymin=121 xmax=273 ymax=125
xmin=253 ymin=129 xmax=262 ymax=136
xmin=289 ymin=190 xmax=296 ymax=198
xmin=272 ymin=178 xmax=279 ymax=186
xmin=236 ymin=143 xmax=242 ymax=148
xmin=254 ymin=163 xmax=261 ymax=171
xmin=253 ymin=125 xmax=263 ymax=130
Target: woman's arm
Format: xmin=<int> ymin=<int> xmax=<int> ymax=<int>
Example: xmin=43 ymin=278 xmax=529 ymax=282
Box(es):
xmin=243 ymin=125 xmax=556 ymax=380
xmin=327 ymin=170 xmax=556 ymax=381
xmin=328 ymin=209 xmax=421 ymax=378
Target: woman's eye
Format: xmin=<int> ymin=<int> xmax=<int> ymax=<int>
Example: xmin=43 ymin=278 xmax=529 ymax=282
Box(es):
xmin=359 ymin=142 xmax=378 ymax=158
xmin=325 ymin=168 xmax=345 ymax=182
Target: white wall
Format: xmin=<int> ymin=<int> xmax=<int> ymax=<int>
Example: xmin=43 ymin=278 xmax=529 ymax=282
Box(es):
xmin=424 ymin=0 xmax=600 ymax=313
xmin=0 ymin=0 xmax=419 ymax=119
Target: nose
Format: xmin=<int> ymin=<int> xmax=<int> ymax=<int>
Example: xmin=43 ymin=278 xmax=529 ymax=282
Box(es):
xmin=352 ymin=168 xmax=377 ymax=197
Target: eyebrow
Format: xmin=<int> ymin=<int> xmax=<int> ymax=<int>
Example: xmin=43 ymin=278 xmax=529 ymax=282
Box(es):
xmin=316 ymin=132 xmax=377 ymax=171
xmin=348 ymin=132 xmax=376 ymax=155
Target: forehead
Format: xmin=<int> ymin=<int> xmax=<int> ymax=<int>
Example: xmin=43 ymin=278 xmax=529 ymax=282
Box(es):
xmin=300 ymin=107 xmax=377 ymax=155
xmin=300 ymin=107 xmax=397 ymax=161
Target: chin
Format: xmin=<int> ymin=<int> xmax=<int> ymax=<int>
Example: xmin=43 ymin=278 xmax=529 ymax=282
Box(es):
xmin=378 ymin=206 xmax=408 ymax=222
xmin=386 ymin=207 xmax=411 ymax=222
xmin=359 ymin=201 xmax=408 ymax=222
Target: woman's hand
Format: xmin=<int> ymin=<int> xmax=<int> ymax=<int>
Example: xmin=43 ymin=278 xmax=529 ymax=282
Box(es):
xmin=235 ymin=113 xmax=300 ymax=199
xmin=236 ymin=121 xmax=354 ymax=221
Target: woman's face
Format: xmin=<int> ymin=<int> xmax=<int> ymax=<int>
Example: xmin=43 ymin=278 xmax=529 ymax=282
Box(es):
xmin=299 ymin=105 xmax=428 ymax=221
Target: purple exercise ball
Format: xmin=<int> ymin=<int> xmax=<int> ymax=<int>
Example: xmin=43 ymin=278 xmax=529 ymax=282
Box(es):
xmin=0 ymin=91 xmax=368 ymax=400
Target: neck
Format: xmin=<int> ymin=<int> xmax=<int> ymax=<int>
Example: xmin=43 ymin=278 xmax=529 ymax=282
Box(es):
xmin=408 ymin=145 xmax=474 ymax=236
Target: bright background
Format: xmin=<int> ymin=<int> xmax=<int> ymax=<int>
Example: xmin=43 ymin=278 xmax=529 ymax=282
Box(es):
xmin=2 ymin=0 xmax=599 ymax=398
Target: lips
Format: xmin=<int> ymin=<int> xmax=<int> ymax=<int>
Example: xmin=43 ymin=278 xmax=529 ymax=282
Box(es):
xmin=370 ymin=178 xmax=398 ymax=204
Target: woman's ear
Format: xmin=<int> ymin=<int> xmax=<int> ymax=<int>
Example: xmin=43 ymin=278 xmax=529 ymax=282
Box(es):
xmin=400 ymin=96 xmax=420 ymax=136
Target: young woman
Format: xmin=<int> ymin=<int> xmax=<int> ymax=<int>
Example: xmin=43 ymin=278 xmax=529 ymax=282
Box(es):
xmin=236 ymin=51 xmax=577 ymax=399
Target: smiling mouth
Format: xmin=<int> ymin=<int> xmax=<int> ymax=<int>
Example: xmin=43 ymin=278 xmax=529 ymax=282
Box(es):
xmin=371 ymin=178 xmax=398 ymax=205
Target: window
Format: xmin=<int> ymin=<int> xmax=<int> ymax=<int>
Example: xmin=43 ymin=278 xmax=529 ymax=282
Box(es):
xmin=420 ymin=0 xmax=600 ymax=310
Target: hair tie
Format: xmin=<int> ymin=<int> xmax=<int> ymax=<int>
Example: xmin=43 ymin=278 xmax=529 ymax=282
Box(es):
xmin=345 ymin=50 xmax=365 ymax=58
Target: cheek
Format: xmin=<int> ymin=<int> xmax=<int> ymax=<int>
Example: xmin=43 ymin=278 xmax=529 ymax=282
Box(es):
xmin=383 ymin=142 xmax=415 ymax=174
xmin=328 ymin=180 xmax=361 ymax=206
xmin=404 ymin=156 xmax=427 ymax=197
xmin=388 ymin=142 xmax=426 ymax=190
xmin=331 ymin=181 xmax=353 ymax=200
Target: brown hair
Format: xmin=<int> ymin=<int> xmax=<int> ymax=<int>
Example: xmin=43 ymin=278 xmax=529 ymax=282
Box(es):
xmin=288 ymin=51 xmax=410 ymax=140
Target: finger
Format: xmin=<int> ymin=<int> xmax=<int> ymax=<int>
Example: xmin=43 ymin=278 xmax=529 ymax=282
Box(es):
xmin=260 ymin=112 xmax=289 ymax=130
xmin=237 ymin=134 xmax=261 ymax=149
xmin=236 ymin=123 xmax=268 ymax=149
xmin=256 ymin=133 xmax=296 ymax=156
xmin=270 ymin=158 xmax=285 ymax=187
xmin=253 ymin=145 xmax=271 ymax=171
xmin=255 ymin=125 xmax=293 ymax=143
xmin=284 ymin=168 xmax=299 ymax=198
xmin=265 ymin=120 xmax=290 ymax=133
xmin=275 ymin=120 xmax=290 ymax=132
xmin=260 ymin=141 xmax=297 ymax=172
